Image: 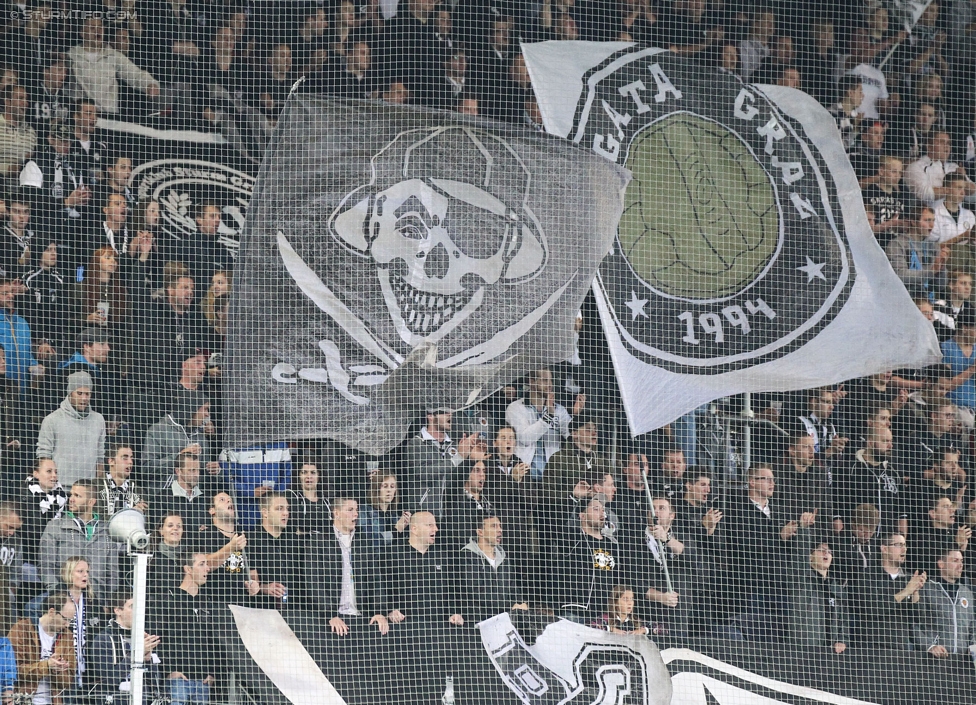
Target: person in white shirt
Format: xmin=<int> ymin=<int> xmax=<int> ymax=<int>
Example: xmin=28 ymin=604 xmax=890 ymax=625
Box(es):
xmin=928 ymin=172 xmax=976 ymax=244
xmin=505 ymin=368 xmax=573 ymax=479
xmin=905 ymin=131 xmax=976 ymax=206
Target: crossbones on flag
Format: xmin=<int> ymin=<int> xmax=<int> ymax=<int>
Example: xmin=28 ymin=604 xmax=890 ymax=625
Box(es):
xmin=224 ymin=96 xmax=628 ymax=453
xmin=523 ymin=42 xmax=940 ymax=437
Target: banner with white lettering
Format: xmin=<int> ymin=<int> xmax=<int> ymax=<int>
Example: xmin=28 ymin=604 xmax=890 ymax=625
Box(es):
xmin=523 ymin=43 xmax=941 ymax=437
xmin=223 ymin=96 xmax=628 ymax=453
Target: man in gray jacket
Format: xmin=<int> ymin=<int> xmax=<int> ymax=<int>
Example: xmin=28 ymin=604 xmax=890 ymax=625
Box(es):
xmin=38 ymin=478 xmax=120 ymax=601
xmin=36 ymin=371 xmax=105 ymax=489
xmin=914 ymin=548 xmax=975 ymax=657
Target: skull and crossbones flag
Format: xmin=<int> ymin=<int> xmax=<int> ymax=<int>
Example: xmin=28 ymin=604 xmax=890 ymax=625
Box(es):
xmin=522 ymin=43 xmax=941 ymax=438
xmin=224 ymin=95 xmax=629 ymax=453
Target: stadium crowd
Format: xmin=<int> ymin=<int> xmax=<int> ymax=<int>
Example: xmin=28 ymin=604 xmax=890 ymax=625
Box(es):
xmin=0 ymin=0 xmax=974 ymax=703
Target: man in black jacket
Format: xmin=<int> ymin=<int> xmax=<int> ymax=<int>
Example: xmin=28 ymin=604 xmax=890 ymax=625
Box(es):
xmin=90 ymin=591 xmax=162 ymax=702
xmin=853 ymin=531 xmax=926 ymax=648
xmin=150 ymin=552 xmax=220 ymax=704
xmin=305 ymin=496 xmax=388 ymax=703
xmin=457 ymin=513 xmax=526 ymax=623
xmin=386 ymin=511 xmax=463 ymax=703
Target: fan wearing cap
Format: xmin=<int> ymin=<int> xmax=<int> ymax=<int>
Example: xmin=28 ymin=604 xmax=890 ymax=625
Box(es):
xmin=940 ymin=308 xmax=976 ymax=411
xmin=36 ymin=371 xmax=106 ymax=489
xmin=19 ymin=118 xmax=90 ymax=236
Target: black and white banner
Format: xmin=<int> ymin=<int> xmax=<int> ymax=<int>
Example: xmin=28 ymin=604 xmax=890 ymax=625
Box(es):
xmin=102 ymin=119 xmax=257 ymax=260
xmin=523 ymin=43 xmax=940 ymax=437
xmin=224 ymin=97 xmax=628 ymax=453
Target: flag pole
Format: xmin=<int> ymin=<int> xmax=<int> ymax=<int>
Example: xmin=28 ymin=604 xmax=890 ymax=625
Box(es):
xmin=641 ymin=470 xmax=674 ymax=593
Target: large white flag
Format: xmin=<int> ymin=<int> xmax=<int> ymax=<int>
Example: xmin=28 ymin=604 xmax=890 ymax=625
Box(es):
xmin=523 ymin=42 xmax=941 ymax=437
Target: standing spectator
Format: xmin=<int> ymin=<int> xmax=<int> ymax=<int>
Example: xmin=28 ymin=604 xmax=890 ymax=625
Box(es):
xmin=176 ymin=203 xmax=234 ymax=300
xmin=68 ymin=17 xmax=160 ymax=116
xmin=18 ymin=119 xmax=89 ymax=235
xmin=829 ymin=75 xmax=864 ymax=151
xmin=380 ymin=0 xmax=447 ymax=107
xmin=68 ymin=100 xmax=106 ymax=197
xmin=306 ymin=496 xmax=389 ymax=701
xmin=0 ymin=85 xmax=37 ymax=188
xmin=147 ymin=512 xmax=186 ymax=598
xmin=789 ymin=537 xmax=849 ymax=654
xmin=54 ymin=326 xmax=122 ymax=423
xmin=152 ymin=452 xmax=211 ymax=533
xmin=360 ymin=470 xmax=411 ymax=549
xmin=286 ymin=462 xmax=331 ymax=536
xmin=941 ymin=310 xmax=976 ymax=410
xmin=79 ymin=195 xmax=131 ymax=271
xmin=553 ymin=497 xmax=623 ymax=622
xmin=506 ymin=368 xmax=573 ymax=480
xmin=794 ymin=387 xmax=848 ymax=460
xmin=850 ymin=120 xmax=887 ymax=185
xmin=247 ymin=492 xmax=303 ymax=607
xmin=36 ymin=371 xmax=105 ymax=489
xmin=23 ymin=240 xmax=70 ymax=354
xmin=152 ymin=552 xmax=219 ymax=705
xmin=775 ymin=431 xmax=830 ymax=526
xmin=854 ymin=532 xmax=926 ymax=648
xmin=8 ymin=591 xmax=76 ymax=703
xmin=187 ymin=492 xmax=254 ymax=606
xmin=0 ymin=193 xmax=37 ymax=280
xmin=913 ymin=495 xmax=971 ymax=576
xmin=738 ymin=9 xmax=775 ymax=81
xmin=543 ymin=416 xmax=608 ymax=501
xmin=399 ymin=408 xmax=476 ymax=517
xmin=862 ymin=156 xmax=910 ymax=247
xmin=99 ymin=444 xmax=146 ymax=517
xmin=38 ymin=479 xmax=119 ymax=601
xmin=892 ymin=102 xmax=939 ymax=161
xmin=834 ymin=427 xmax=905 ymax=535
xmin=89 ymin=591 xmax=162 ymax=702
xmin=385 ymin=511 xmax=463 ymax=703
xmin=19 ymin=459 xmax=66 ymax=564
xmin=441 ymin=459 xmax=492 ymax=550
xmin=457 ymin=514 xmax=526 ymax=622
xmin=0 ymin=276 xmax=44 ymax=392
xmin=27 ymin=57 xmax=71 ymax=140
xmin=914 ymin=548 xmax=974 ymax=657
xmin=886 ymin=205 xmax=949 ymax=295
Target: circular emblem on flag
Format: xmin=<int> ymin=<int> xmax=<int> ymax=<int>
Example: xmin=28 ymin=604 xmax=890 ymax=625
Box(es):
xmin=129 ymin=159 xmax=254 ymax=259
xmin=576 ymin=53 xmax=854 ymax=374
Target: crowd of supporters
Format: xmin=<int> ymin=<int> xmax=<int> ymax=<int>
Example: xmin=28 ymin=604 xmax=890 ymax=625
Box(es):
xmin=0 ymin=0 xmax=974 ymax=703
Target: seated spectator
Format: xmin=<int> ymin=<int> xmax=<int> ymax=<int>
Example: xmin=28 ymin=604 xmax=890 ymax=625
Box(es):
xmin=886 ymin=205 xmax=948 ymax=295
xmin=553 ymin=496 xmax=623 ymax=621
xmin=914 ymin=548 xmax=974 ymax=657
xmin=863 ymin=156 xmax=911 ymax=249
xmin=457 ymin=514 xmax=526 ymax=623
xmin=144 ymin=401 xmax=217 ymax=491
xmin=152 ymin=452 xmax=211 ymax=533
xmin=8 ymin=591 xmax=75 ymax=703
xmin=789 ymin=537 xmax=848 ymax=654
xmin=38 ymin=480 xmax=118 ymax=601
xmin=905 ymin=131 xmax=976 ymax=207
xmin=359 ymin=471 xmax=409 ymax=547
xmin=506 ymin=368 xmax=572 ymax=480
xmin=36 ymin=371 xmax=106 ymax=489
xmin=247 ymin=492 xmax=302 ymax=608
xmin=592 ymin=585 xmax=648 ymax=636
xmin=187 ymin=492 xmax=255 ymax=605
xmin=99 ymin=444 xmax=146 ymax=517
xmin=148 ymin=512 xmax=185 ymax=597
xmin=68 ymin=17 xmax=160 ymax=115
xmin=150 ymin=552 xmax=220 ymax=704
xmin=854 ymin=532 xmax=926 ymax=648
xmin=286 ymin=462 xmax=332 ymax=536
xmin=89 ymin=591 xmax=162 ymax=702
xmin=625 ymin=496 xmax=696 ymax=637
